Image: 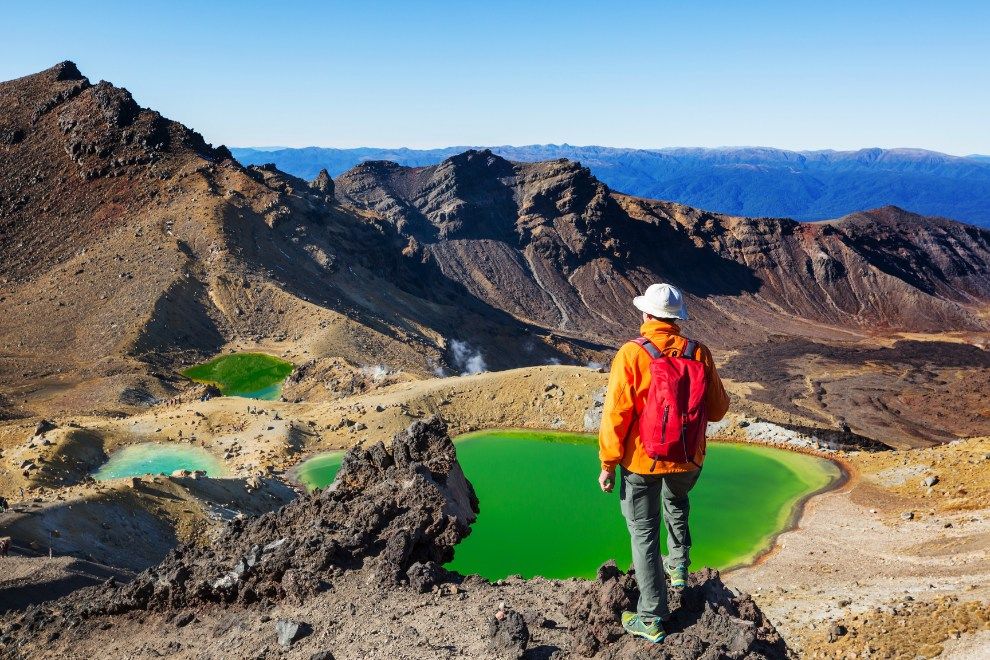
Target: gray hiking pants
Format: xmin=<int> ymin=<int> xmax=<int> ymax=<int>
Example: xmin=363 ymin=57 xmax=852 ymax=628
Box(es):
xmin=619 ymin=467 xmax=701 ymax=622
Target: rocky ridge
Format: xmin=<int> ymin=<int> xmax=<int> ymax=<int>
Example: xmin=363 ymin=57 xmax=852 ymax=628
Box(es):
xmin=338 ymin=150 xmax=990 ymax=343
xmin=230 ymin=144 xmax=990 ymax=228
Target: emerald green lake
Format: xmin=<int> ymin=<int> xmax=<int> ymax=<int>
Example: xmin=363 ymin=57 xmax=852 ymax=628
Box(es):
xmin=94 ymin=443 xmax=225 ymax=480
xmin=295 ymin=430 xmax=840 ymax=579
xmin=181 ymin=352 xmax=294 ymax=400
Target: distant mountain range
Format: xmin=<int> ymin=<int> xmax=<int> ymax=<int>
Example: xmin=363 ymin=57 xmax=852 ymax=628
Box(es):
xmin=231 ymin=145 xmax=990 ymax=228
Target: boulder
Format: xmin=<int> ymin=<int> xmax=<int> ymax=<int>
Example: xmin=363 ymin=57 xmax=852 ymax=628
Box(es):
xmin=309 ymin=652 xmax=335 ymax=660
xmin=33 ymin=419 xmax=57 ymax=437
xmin=486 ymin=608 xmax=529 ymax=659
xmin=406 ymin=560 xmax=446 ymax=593
xmin=275 ymin=619 xmax=311 ymax=648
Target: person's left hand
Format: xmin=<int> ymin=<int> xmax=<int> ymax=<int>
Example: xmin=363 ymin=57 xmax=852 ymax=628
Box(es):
xmin=599 ymin=468 xmax=615 ymax=493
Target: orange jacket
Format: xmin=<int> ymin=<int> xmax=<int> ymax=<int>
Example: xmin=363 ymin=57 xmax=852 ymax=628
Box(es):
xmin=599 ymin=319 xmax=729 ymax=474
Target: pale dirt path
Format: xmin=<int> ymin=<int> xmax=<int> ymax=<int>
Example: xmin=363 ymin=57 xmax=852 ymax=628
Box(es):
xmin=727 ymin=439 xmax=990 ymax=658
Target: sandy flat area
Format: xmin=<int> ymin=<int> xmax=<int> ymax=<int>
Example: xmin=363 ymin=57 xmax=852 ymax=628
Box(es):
xmin=728 ymin=438 xmax=990 ymax=657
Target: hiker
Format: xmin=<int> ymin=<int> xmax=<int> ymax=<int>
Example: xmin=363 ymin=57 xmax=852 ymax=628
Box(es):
xmin=0 ymin=537 xmax=10 ymax=557
xmin=598 ymin=283 xmax=730 ymax=644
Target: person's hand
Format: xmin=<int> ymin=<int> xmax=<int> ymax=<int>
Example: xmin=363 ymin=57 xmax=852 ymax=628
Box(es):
xmin=599 ymin=468 xmax=615 ymax=493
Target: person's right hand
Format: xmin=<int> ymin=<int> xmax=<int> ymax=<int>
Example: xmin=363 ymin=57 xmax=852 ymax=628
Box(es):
xmin=599 ymin=468 xmax=615 ymax=493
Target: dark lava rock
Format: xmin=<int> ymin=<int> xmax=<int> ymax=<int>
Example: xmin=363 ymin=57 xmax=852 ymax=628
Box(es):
xmin=828 ymin=623 xmax=848 ymax=642
xmin=565 ymin=560 xmax=788 ymax=659
xmin=0 ymin=126 xmax=25 ymax=145
xmin=486 ymin=609 xmax=529 ymax=659
xmin=33 ymin=419 xmax=57 ymax=436
xmin=310 ymin=168 xmax=334 ymax=197
xmin=118 ymin=385 xmax=159 ymax=407
xmin=275 ymin=619 xmax=311 ymax=648
xmin=173 ymin=611 xmax=194 ymax=628
xmin=406 ymin=560 xmax=446 ymax=593
xmin=309 ymin=651 xmax=335 ymax=660
xmin=200 ymin=384 xmax=222 ymax=401
xmin=521 ymin=609 xmax=556 ymax=630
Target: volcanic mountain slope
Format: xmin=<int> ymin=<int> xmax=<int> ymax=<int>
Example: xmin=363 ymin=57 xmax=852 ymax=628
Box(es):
xmin=0 ymin=63 xmax=580 ymax=420
xmin=2 ymin=62 xmax=989 ymax=446
xmin=336 ymin=150 xmax=990 ymax=346
xmin=333 ymin=152 xmax=990 ymax=446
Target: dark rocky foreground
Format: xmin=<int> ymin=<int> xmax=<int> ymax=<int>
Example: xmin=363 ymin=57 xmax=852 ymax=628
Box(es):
xmin=0 ymin=419 xmax=788 ymax=658
xmin=566 ymin=563 xmax=787 ymax=659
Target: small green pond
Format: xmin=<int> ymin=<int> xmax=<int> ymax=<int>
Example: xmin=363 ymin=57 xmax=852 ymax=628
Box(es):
xmin=296 ymin=451 xmax=345 ymax=491
xmin=181 ymin=352 xmax=294 ymax=400
xmin=93 ymin=443 xmax=225 ymax=480
xmin=294 ymin=430 xmax=840 ymax=579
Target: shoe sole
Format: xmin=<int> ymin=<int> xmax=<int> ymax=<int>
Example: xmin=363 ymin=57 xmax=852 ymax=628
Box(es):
xmin=624 ymin=627 xmax=666 ymax=644
xmin=622 ymin=620 xmax=666 ymax=644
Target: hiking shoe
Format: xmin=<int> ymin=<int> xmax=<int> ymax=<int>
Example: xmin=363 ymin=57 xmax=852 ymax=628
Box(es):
xmin=665 ymin=561 xmax=688 ymax=589
xmin=621 ymin=611 xmax=666 ymax=643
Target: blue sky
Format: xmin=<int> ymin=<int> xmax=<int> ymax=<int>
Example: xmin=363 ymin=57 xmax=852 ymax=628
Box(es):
xmin=3 ymin=1 xmax=988 ymax=154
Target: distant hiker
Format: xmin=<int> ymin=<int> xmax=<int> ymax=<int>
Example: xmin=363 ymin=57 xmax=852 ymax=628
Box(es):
xmin=598 ymin=283 xmax=730 ymax=644
xmin=0 ymin=537 xmax=10 ymax=557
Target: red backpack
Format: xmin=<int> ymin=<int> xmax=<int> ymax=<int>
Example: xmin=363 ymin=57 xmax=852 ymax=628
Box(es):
xmin=632 ymin=337 xmax=708 ymax=470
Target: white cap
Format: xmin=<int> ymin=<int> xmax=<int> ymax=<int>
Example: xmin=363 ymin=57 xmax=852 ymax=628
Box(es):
xmin=633 ymin=283 xmax=689 ymax=320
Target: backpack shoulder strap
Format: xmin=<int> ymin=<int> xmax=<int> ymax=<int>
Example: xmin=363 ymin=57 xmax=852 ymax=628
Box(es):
xmin=682 ymin=338 xmax=699 ymax=360
xmin=632 ymin=337 xmax=662 ymax=360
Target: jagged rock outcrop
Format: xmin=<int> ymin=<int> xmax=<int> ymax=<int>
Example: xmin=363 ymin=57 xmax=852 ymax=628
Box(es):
xmin=309 ymin=168 xmax=334 ymax=198
xmin=0 ymin=418 xmax=477 ymax=646
xmin=567 ymin=561 xmax=788 ymax=659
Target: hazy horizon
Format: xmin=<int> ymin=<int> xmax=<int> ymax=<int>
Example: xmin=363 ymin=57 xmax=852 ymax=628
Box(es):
xmin=232 ymin=143 xmax=989 ymax=158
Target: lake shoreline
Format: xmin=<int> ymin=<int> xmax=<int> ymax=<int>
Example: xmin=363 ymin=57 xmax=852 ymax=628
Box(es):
xmin=292 ymin=428 xmax=847 ymax=578
xmin=717 ymin=438 xmax=852 ymax=574
xmin=454 ymin=429 xmax=853 ymax=577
